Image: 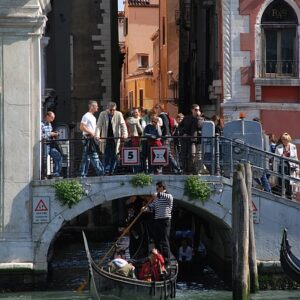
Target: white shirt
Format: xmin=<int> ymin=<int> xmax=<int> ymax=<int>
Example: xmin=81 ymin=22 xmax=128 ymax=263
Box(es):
xmin=81 ymin=112 xmax=96 ymax=136
xmin=112 ymin=258 xmax=128 ymax=268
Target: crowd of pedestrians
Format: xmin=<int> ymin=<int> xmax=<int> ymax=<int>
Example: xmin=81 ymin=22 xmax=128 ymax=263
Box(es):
xmin=42 ymin=100 xmax=227 ymax=178
xmin=41 ymin=101 xmax=300 ymax=200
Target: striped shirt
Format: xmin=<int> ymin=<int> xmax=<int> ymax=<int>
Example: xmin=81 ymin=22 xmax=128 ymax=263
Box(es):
xmin=41 ymin=121 xmax=53 ymax=140
xmin=149 ymin=191 xmax=173 ymax=219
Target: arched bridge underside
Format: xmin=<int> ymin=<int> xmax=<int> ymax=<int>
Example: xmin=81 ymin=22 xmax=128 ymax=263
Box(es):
xmin=32 ymin=175 xmax=300 ymax=272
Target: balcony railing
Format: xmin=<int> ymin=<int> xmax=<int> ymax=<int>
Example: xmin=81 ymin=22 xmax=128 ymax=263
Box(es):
xmin=256 ymin=60 xmax=299 ymax=78
xmin=41 ymin=136 xmax=300 ymax=201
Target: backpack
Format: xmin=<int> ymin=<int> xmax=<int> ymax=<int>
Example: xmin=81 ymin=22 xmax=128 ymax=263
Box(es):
xmin=167 ymin=114 xmax=175 ymax=136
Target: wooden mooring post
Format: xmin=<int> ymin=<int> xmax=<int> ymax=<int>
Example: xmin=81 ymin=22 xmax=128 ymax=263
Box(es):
xmin=245 ymin=163 xmax=259 ymax=293
xmin=232 ymin=163 xmax=259 ymax=300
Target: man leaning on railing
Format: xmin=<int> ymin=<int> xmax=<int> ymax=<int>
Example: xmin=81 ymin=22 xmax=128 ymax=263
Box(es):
xmin=41 ymin=111 xmax=62 ymax=178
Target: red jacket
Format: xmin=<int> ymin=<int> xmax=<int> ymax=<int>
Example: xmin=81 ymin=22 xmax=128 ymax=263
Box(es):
xmin=138 ymin=253 xmax=165 ymax=281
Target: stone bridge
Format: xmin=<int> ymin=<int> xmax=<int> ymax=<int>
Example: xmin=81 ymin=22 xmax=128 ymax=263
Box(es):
xmin=31 ymin=174 xmax=300 ymax=273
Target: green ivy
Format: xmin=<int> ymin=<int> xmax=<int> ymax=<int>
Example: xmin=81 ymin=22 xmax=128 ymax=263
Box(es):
xmin=53 ymin=180 xmax=85 ymax=208
xmin=130 ymin=173 xmax=152 ymax=188
xmin=184 ymin=176 xmax=211 ymax=203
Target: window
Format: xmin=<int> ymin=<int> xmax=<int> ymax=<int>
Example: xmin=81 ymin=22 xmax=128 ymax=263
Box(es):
xmin=162 ymin=17 xmax=166 ymax=45
xmin=128 ymin=91 xmax=134 ymax=108
xmin=138 ymin=55 xmax=149 ymax=68
xmin=260 ymin=0 xmax=298 ymax=77
xmin=139 ymin=89 xmax=144 ymax=107
xmin=123 ymin=18 xmax=128 ymax=36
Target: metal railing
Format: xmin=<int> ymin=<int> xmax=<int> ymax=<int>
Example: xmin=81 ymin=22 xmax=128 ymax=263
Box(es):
xmin=256 ymin=60 xmax=299 ymax=78
xmin=41 ymin=136 xmax=300 ymax=200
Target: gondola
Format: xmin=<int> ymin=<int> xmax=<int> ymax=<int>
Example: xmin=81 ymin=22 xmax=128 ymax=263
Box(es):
xmin=280 ymin=228 xmax=300 ymax=283
xmin=82 ymin=231 xmax=178 ymax=300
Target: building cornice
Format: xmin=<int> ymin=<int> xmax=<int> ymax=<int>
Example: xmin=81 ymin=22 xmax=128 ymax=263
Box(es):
xmin=0 ymin=16 xmax=47 ymax=35
xmin=0 ymin=2 xmax=49 ymax=36
xmin=222 ymin=101 xmax=300 ymax=111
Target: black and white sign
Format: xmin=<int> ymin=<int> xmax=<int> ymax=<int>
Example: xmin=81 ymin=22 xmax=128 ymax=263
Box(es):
xmin=33 ymin=196 xmax=50 ymax=223
xmin=150 ymin=147 xmax=169 ymax=165
xmin=122 ymin=147 xmax=140 ymax=165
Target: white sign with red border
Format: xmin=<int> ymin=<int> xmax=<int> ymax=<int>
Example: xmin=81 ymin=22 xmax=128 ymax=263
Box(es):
xmin=122 ymin=147 xmax=140 ymax=165
xmin=252 ymin=199 xmax=260 ymax=224
xmin=33 ymin=196 xmax=50 ymax=223
xmin=150 ymin=147 xmax=169 ymax=165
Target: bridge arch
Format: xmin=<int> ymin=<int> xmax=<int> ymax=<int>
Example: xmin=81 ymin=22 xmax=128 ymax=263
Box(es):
xmin=33 ymin=175 xmax=231 ymax=271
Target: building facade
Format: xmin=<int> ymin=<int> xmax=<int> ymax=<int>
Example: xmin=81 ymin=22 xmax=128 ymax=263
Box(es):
xmin=159 ymin=0 xmax=180 ymax=116
xmin=45 ymin=0 xmax=120 ymax=126
xmin=122 ymin=0 xmax=159 ymax=111
xmin=181 ymin=0 xmax=300 ymax=148
xmin=225 ymin=0 xmax=300 ymax=149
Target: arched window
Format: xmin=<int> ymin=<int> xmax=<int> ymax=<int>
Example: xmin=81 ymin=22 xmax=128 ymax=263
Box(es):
xmin=261 ymin=0 xmax=298 ymax=77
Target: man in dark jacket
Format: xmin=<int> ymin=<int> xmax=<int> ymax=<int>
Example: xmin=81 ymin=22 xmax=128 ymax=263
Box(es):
xmin=154 ymin=104 xmax=182 ymax=174
xmin=179 ymin=104 xmax=204 ymax=174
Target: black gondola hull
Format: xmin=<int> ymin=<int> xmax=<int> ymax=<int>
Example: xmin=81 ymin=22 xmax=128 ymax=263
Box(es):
xmin=83 ymin=231 xmax=178 ymax=300
xmin=280 ymin=228 xmax=300 ymax=284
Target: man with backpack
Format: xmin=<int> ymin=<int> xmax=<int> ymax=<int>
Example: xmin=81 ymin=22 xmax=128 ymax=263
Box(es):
xmin=153 ymin=104 xmax=182 ymax=174
xmin=179 ymin=104 xmax=204 ymax=174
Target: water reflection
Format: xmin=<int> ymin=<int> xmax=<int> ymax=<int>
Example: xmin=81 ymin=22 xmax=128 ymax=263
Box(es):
xmin=0 ymin=291 xmax=90 ymax=299
xmin=2 ymin=290 xmax=300 ymax=300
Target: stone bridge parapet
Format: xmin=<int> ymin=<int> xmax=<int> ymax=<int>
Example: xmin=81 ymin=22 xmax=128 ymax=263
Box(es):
xmin=32 ymin=175 xmax=229 ymax=270
xmin=31 ymin=174 xmax=300 ymax=273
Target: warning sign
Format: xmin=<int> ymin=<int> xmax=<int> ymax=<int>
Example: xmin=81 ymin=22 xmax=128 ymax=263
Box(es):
xmin=150 ymin=147 xmax=169 ymax=165
xmin=252 ymin=199 xmax=259 ymax=224
xmin=122 ymin=147 xmax=140 ymax=165
xmin=33 ymin=197 xmax=50 ymax=223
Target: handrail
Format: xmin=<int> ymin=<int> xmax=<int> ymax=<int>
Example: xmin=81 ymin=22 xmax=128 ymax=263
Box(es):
xmin=40 ymin=135 xmax=300 ymax=201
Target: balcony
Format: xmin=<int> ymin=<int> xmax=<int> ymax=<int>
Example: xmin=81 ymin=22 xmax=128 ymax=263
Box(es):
xmin=256 ymin=60 xmax=299 ymax=78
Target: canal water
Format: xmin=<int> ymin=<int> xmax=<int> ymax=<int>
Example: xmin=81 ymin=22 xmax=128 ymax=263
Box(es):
xmin=1 ymin=235 xmax=300 ymax=299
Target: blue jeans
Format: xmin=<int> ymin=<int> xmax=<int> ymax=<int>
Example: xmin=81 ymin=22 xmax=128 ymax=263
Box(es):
xmin=163 ymin=141 xmax=180 ymax=173
xmin=46 ymin=145 xmax=62 ymax=176
xmin=255 ymin=173 xmax=271 ymax=193
xmin=79 ymin=140 xmax=104 ymax=176
xmin=104 ymin=141 xmax=117 ymax=174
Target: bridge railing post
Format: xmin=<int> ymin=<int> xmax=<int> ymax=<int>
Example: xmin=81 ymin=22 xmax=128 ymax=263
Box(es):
xmin=215 ymin=135 xmax=221 ymax=176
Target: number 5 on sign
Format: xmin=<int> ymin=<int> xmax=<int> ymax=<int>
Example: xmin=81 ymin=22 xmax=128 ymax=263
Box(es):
xmin=122 ymin=147 xmax=140 ymax=165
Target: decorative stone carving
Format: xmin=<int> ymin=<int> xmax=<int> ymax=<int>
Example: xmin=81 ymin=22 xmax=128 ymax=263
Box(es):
xmin=39 ymin=0 xmax=52 ymax=15
xmin=222 ymin=0 xmax=232 ymax=101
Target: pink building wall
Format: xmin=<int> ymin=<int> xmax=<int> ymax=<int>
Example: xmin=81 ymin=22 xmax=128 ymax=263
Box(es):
xmin=238 ymin=0 xmax=300 ymax=150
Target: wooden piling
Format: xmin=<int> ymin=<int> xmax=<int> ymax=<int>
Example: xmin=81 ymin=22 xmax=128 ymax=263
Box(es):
xmin=232 ymin=164 xmax=250 ymax=300
xmin=245 ymin=163 xmax=259 ymax=293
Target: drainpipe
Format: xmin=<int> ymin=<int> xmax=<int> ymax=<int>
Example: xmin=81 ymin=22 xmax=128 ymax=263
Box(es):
xmin=158 ymin=1 xmax=161 ymax=104
xmin=135 ymin=79 xmax=137 ymax=107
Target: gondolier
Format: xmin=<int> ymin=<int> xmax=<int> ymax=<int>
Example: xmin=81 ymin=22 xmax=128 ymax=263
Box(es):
xmin=146 ymin=181 xmax=173 ymax=268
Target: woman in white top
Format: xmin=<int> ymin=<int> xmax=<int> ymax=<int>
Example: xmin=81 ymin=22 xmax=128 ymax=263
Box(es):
xmin=275 ymin=132 xmax=299 ymax=198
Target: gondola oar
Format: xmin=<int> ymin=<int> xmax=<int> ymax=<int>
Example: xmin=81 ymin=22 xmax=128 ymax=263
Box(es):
xmin=76 ymin=196 xmax=153 ymax=292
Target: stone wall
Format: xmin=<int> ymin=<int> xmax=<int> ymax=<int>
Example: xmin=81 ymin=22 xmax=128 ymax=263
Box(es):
xmin=0 ymin=0 xmax=48 ymax=267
